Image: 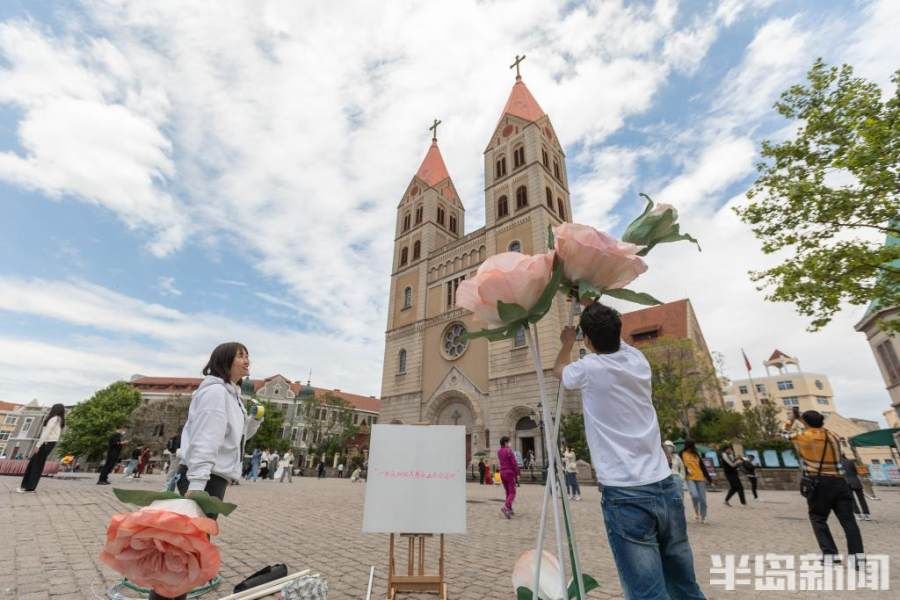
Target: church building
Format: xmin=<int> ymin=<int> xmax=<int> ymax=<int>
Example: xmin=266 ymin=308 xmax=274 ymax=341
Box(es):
xmin=379 ymin=65 xmax=579 ymax=467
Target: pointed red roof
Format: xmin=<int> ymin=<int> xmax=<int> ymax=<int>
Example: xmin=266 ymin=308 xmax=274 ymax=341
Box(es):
xmin=768 ymin=349 xmax=791 ymax=361
xmin=500 ymin=77 xmax=546 ymax=123
xmin=415 ymin=141 xmax=451 ymax=187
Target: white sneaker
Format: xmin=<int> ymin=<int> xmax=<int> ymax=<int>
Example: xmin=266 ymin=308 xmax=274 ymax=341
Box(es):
xmin=854 ymin=514 xmax=863 ymax=520
xmin=575 ymin=496 xmax=581 ymax=501
xmin=15 ymin=488 xmax=26 ymax=493
xmin=863 ymin=514 xmax=872 ymax=521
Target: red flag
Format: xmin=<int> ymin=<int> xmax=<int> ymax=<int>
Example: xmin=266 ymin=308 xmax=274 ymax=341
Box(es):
xmin=742 ymin=349 xmax=752 ymax=372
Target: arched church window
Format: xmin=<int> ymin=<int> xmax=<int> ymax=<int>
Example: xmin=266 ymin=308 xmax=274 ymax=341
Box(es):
xmin=515 ymin=186 xmax=528 ymax=210
xmin=398 ymin=349 xmax=407 ymax=374
xmin=495 ymin=156 xmax=507 ymax=179
xmin=402 ymin=213 xmax=411 ymax=232
xmin=437 ymin=206 xmax=445 ymax=226
xmin=557 ymin=198 xmax=566 ymax=220
xmin=554 ymin=160 xmax=561 ymax=180
xmin=513 ymin=146 xmax=525 ymax=168
xmin=497 ymin=195 xmax=509 ymax=218
xmin=508 ymin=240 xmax=522 ymax=253
xmin=403 ymin=286 xmax=412 ymax=309
xmin=400 ymin=246 xmax=408 ymax=266
xmin=545 ymin=187 xmax=553 ymax=208
xmin=412 ymin=240 xmax=421 ymax=260
xmin=515 ymin=416 xmax=537 ymax=431
xmin=449 ymin=214 xmax=457 ymax=234
xmin=542 ymin=148 xmax=549 ymax=168
xmin=415 ymin=205 xmax=423 ymax=225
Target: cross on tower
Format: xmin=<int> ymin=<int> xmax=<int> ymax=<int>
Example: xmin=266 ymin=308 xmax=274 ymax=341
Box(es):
xmin=510 ymin=54 xmax=526 ymax=79
xmin=429 ymin=118 xmax=442 ymax=142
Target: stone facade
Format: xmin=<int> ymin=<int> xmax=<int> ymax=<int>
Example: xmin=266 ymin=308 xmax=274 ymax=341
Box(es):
xmin=0 ymin=400 xmax=49 ymax=459
xmin=380 ymin=75 xmax=588 ymax=469
xmin=855 ymin=305 xmax=900 ymax=427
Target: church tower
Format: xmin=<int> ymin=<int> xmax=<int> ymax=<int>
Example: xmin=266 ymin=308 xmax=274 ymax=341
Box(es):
xmin=380 ymin=60 xmax=575 ymax=468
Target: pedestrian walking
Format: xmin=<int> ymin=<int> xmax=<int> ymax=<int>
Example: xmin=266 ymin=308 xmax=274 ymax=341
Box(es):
xmin=280 ymin=450 xmax=295 ymax=483
xmin=317 ymin=460 xmax=326 ymax=478
xmin=742 ymin=455 xmax=759 ymax=499
xmin=97 ymin=426 xmax=128 ymax=485
xmin=123 ymin=447 xmax=140 ymax=478
xmin=338 ymin=462 xmax=345 ymax=478
xmin=134 ymin=446 xmax=151 ymax=479
xmin=556 ymin=302 xmax=706 ymax=599
xmin=785 ymin=410 xmax=863 ymax=564
xmin=478 ymin=458 xmax=486 ymax=484
xmin=259 ymin=449 xmax=270 ymax=479
xmin=840 ymin=454 xmax=871 ymax=521
xmin=18 ymin=404 xmax=65 ymax=493
xmin=164 ymin=433 xmax=182 ymax=492
xmin=498 ymin=436 xmax=519 ymax=518
xmin=269 ymin=450 xmax=280 ymax=480
xmin=720 ymin=446 xmax=746 ymax=506
xmin=249 ymin=448 xmax=261 ymax=481
xmin=680 ymin=440 xmax=712 ymax=523
xmin=663 ymin=440 xmax=686 ymax=499
xmin=563 ymin=446 xmax=581 ymax=501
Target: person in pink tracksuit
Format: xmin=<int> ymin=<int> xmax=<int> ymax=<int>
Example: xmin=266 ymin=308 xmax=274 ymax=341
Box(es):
xmin=498 ymin=436 xmax=519 ymax=518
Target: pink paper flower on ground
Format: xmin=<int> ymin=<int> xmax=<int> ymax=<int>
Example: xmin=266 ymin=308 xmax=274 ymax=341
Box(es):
xmin=100 ymin=498 xmax=221 ymax=598
xmin=553 ymin=223 xmax=647 ymax=291
xmin=456 ymin=251 xmax=554 ymax=329
xmin=512 ymin=549 xmax=567 ymax=600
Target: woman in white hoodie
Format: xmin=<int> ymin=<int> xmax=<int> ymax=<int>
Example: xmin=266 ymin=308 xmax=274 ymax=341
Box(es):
xmin=177 ymin=342 xmax=263 ymax=510
xmin=18 ymin=403 xmax=65 ymax=493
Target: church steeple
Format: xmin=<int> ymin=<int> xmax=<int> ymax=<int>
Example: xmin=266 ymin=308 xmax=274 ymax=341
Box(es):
xmin=415 ymin=140 xmax=451 ymax=187
xmin=498 ymin=77 xmax=545 ymax=123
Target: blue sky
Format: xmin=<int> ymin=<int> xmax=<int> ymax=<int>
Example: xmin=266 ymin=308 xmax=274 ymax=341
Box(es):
xmin=0 ymin=0 xmax=896 ymax=423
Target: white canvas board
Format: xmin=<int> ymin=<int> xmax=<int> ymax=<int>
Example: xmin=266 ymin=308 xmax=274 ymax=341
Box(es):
xmin=362 ymin=424 xmax=467 ymax=534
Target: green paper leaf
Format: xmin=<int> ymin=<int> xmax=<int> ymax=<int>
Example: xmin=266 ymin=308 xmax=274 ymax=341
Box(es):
xmin=517 ymin=586 xmax=534 ymax=600
xmin=498 ymin=300 xmax=528 ymax=323
xmin=603 ymin=288 xmax=662 ymax=306
xmin=527 ymin=257 xmax=564 ymax=322
xmin=112 ymin=488 xmax=238 ymax=517
xmin=567 ymin=574 xmax=600 ymax=599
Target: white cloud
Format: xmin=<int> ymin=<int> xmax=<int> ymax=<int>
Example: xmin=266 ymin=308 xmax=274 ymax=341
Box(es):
xmin=158 ymin=276 xmax=181 ymax=296
xmin=846 ymin=0 xmax=900 ymax=92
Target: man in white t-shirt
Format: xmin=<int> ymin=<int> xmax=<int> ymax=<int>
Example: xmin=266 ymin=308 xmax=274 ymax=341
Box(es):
xmin=554 ymin=301 xmax=705 ymax=600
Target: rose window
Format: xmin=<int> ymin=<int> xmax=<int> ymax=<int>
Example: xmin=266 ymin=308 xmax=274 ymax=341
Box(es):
xmin=442 ymin=322 xmax=468 ymax=359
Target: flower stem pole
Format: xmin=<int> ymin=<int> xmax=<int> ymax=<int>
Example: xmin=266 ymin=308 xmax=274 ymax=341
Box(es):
xmin=526 ymin=324 xmax=567 ymax=598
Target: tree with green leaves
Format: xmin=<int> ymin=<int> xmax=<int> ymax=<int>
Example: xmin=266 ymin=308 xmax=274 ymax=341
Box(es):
xmin=57 ymin=382 xmax=141 ymax=461
xmin=736 ymin=59 xmax=900 ymax=332
xmin=248 ymin=400 xmax=290 ymax=453
xmin=741 ymin=403 xmax=786 ymax=448
xmin=643 ymin=338 xmax=722 ymax=437
xmin=690 ymin=407 xmax=744 ymax=444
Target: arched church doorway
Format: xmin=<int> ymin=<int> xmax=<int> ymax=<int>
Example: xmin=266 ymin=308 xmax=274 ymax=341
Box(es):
xmin=435 ymin=398 xmax=476 ymax=465
xmin=515 ymin=416 xmax=538 ymax=467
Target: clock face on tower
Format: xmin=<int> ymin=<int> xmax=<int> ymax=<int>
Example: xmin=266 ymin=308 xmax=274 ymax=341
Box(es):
xmin=442 ymin=322 xmax=468 ymax=359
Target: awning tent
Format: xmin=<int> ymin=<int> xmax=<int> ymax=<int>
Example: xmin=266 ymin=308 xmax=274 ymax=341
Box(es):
xmin=849 ymin=428 xmax=900 ymax=448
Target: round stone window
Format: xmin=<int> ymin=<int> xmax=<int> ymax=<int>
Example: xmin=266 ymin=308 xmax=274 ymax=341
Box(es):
xmin=442 ymin=322 xmax=468 ymax=359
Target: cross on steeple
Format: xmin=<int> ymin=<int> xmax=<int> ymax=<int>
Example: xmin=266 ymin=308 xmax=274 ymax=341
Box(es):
xmin=510 ymin=54 xmax=526 ymax=80
xmin=429 ymin=118 xmax=442 ymax=142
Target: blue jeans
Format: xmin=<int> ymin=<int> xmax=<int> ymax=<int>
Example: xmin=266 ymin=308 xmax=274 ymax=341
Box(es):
xmin=250 ymin=462 xmax=260 ymax=481
xmin=685 ymin=480 xmax=707 ymax=520
xmin=601 ymin=475 xmax=705 ymax=600
xmin=565 ymin=471 xmax=581 ymax=496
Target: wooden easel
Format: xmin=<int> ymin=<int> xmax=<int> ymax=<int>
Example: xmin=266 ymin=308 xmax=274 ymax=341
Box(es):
xmin=387 ymin=533 xmax=447 ymax=599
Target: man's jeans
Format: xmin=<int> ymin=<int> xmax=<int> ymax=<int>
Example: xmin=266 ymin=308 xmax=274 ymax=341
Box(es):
xmin=601 ymin=475 xmax=706 ymax=599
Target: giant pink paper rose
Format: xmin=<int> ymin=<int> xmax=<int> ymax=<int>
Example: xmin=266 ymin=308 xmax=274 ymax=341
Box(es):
xmin=456 ymin=251 xmax=554 ymax=329
xmin=553 ymin=223 xmax=647 ymax=291
xmin=100 ymin=499 xmax=221 ymax=598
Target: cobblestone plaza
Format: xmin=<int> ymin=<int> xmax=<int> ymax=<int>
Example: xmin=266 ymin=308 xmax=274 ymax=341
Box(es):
xmin=2 ymin=474 xmax=898 ymax=599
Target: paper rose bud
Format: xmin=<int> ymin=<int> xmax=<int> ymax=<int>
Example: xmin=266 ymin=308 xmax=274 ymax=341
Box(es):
xmin=456 ymin=251 xmax=554 ymax=329
xmin=512 ymin=549 xmax=567 ymax=600
xmin=553 ymin=223 xmax=647 ymax=291
xmin=100 ymin=498 xmax=221 ymax=598
xmin=621 ymin=194 xmax=700 ymax=254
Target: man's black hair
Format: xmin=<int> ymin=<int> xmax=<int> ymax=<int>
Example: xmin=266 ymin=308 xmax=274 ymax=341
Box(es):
xmin=500 ymin=436 xmax=510 ymax=447
xmin=801 ymin=410 xmax=824 ymax=428
xmin=203 ymin=341 xmax=248 ymax=382
xmin=579 ymin=302 xmax=622 ymax=353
